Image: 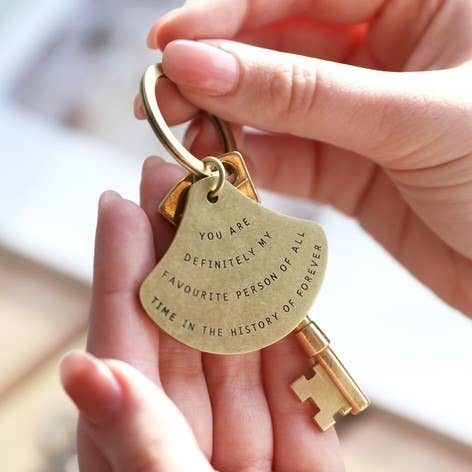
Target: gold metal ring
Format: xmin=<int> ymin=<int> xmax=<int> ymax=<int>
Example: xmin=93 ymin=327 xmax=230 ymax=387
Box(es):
xmin=140 ymin=64 xmax=236 ymax=177
xmin=202 ymin=156 xmax=226 ymax=198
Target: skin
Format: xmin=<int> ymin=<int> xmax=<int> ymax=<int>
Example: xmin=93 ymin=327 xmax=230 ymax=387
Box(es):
xmin=60 ymin=1 xmax=472 ymax=471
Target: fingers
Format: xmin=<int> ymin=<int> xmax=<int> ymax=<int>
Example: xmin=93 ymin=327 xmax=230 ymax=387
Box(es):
xmin=134 ymin=76 xmax=198 ymax=122
xmin=243 ymin=133 xmax=377 ymax=217
xmin=185 ymin=119 xmax=376 ymax=216
xmin=77 ymin=432 xmax=112 ymax=472
xmin=148 ymin=0 xmax=385 ymax=49
xmin=61 ymin=351 xmax=212 ymax=472
xmin=262 ymin=335 xmax=344 ymax=471
xmin=87 ymin=191 xmax=160 ymax=381
xmin=139 ymin=157 xmax=184 ymax=259
xmin=140 ymin=156 xmax=214 ymax=458
xmin=203 ymin=352 xmax=273 ymax=470
xmin=79 ymin=190 xmax=161 ymax=471
xmin=183 ymin=113 xmax=246 ymax=162
xmin=138 ymin=17 xmax=362 ymax=125
xmin=161 ymin=39 xmax=471 ymax=167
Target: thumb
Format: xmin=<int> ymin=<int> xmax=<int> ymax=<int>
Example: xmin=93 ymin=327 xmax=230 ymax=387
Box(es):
xmin=162 ymin=39 xmax=471 ymax=168
xmin=60 ymin=351 xmax=212 ymax=472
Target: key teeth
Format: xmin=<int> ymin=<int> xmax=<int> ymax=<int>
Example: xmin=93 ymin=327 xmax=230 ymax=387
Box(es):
xmin=291 ymin=376 xmax=338 ymax=432
xmin=292 ymin=319 xmax=370 ymax=432
xmin=314 ymin=413 xmax=336 ymax=432
xmin=291 ymin=365 xmax=357 ymax=432
xmin=290 ymin=375 xmax=311 ymax=402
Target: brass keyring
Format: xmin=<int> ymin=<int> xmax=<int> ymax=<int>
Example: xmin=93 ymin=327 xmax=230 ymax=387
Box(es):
xmin=140 ymin=64 xmax=236 ymax=177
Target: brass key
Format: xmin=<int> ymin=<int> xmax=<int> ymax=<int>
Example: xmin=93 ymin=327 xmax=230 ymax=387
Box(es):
xmin=291 ymin=317 xmax=370 ymax=430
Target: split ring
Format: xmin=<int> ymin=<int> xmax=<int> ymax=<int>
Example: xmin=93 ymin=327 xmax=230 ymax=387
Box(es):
xmin=202 ymin=156 xmax=226 ymax=199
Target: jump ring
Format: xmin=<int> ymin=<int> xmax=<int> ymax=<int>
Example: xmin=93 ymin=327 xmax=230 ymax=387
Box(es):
xmin=202 ymin=156 xmax=226 ymax=199
xmin=140 ymin=64 xmax=236 ymax=177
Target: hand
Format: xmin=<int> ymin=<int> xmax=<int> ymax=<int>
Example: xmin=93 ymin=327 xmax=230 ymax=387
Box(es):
xmin=139 ymin=0 xmax=472 ymax=316
xmin=60 ymin=158 xmax=343 ymax=471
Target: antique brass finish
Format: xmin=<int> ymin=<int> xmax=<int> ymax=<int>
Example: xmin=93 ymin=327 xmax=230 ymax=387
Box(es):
xmin=140 ymin=176 xmax=328 ymax=354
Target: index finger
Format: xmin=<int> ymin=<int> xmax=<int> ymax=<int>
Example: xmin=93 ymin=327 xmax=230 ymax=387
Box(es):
xmin=149 ymin=0 xmax=385 ymax=49
xmin=87 ymin=191 xmax=160 ymax=381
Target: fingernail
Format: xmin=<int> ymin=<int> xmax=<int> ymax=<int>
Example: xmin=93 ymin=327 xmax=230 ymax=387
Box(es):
xmin=162 ymin=40 xmax=239 ymax=96
xmin=99 ymin=190 xmax=121 ymax=208
xmin=60 ymin=351 xmax=123 ymax=424
xmin=147 ymin=9 xmax=180 ymax=49
xmin=142 ymin=155 xmax=164 ymax=175
xmin=147 ymin=25 xmax=158 ymax=49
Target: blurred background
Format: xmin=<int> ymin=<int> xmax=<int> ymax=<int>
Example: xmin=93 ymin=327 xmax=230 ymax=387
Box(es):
xmin=0 ymin=0 xmax=471 ymax=470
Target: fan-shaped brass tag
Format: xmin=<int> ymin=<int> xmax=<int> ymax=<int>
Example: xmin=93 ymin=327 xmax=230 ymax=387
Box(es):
xmin=140 ymin=176 xmax=328 ymax=354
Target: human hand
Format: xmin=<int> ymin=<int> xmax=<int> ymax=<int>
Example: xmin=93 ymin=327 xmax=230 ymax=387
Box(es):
xmin=60 ymin=158 xmax=343 ymax=471
xmin=139 ymin=0 xmax=472 ymax=316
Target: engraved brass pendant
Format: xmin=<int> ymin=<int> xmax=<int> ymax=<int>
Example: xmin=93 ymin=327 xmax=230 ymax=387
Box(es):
xmin=140 ymin=175 xmax=327 ymax=354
